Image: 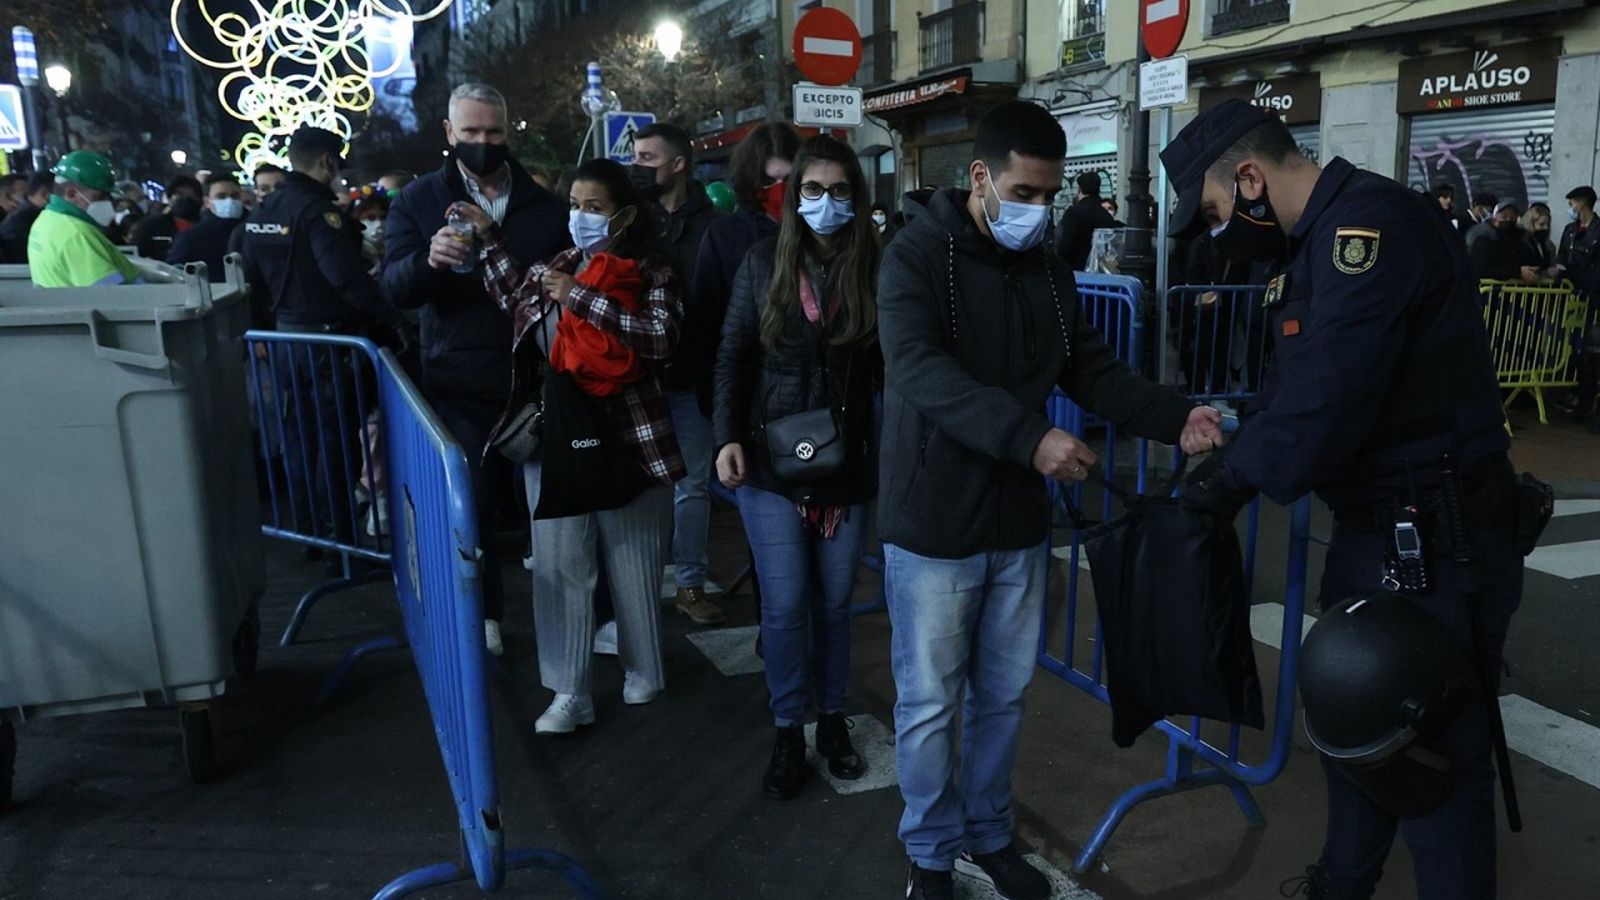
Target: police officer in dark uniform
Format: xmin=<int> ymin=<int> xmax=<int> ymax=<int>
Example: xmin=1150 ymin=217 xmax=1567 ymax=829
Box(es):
xmin=1162 ymin=101 xmax=1530 ymax=900
xmin=242 ymin=125 xmax=393 ymax=546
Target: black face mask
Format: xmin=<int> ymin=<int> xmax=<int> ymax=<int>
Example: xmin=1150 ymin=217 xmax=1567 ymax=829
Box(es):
xmin=1211 ymin=181 xmax=1287 ymax=263
xmin=454 ymin=141 xmax=509 ymax=177
xmin=629 ymin=163 xmax=665 ymax=199
xmin=1495 ymin=221 xmax=1522 ymax=239
xmin=1533 ymin=228 xmax=1551 ymax=242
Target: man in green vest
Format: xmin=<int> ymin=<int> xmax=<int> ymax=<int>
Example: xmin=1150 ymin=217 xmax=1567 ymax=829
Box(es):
xmin=28 ymin=150 xmax=143 ymax=288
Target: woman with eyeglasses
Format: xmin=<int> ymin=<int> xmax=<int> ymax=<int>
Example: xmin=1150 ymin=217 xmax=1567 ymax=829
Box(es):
xmin=456 ymin=158 xmax=683 ymax=735
xmin=713 ymin=134 xmax=881 ymax=798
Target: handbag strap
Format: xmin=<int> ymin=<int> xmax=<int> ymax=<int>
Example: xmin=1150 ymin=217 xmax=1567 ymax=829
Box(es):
xmin=796 ymin=267 xmax=852 ymax=415
xmin=1056 ymin=455 xmax=1191 ymax=531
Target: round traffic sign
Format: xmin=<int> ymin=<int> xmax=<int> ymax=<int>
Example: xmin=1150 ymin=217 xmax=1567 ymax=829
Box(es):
xmin=1141 ymin=0 xmax=1190 ymax=60
xmin=793 ymin=8 xmax=862 ymax=88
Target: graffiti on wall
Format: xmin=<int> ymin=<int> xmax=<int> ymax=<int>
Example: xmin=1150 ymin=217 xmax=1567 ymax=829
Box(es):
xmin=1408 ymin=129 xmax=1553 ymax=209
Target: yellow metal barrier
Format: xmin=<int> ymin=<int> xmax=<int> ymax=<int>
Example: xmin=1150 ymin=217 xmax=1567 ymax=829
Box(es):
xmin=1479 ymin=279 xmax=1591 ymax=424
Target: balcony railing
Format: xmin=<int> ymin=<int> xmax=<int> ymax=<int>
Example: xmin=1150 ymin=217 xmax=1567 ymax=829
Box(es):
xmin=919 ymin=3 xmax=984 ymax=74
xmin=858 ymin=31 xmax=897 ymax=87
xmin=1211 ymin=0 xmax=1290 ymax=37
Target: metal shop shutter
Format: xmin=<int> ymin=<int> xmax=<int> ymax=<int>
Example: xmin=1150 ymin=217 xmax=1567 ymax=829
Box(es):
xmin=919 ymin=141 xmax=974 ymax=190
xmin=1406 ymin=105 xmax=1556 ymax=209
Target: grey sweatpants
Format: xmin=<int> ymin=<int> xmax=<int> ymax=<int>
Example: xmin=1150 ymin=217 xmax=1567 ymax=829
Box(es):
xmin=523 ymin=461 xmax=670 ymax=697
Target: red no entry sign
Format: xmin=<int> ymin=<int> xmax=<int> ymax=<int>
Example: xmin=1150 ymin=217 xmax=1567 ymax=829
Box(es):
xmin=793 ymin=8 xmax=862 ymax=87
xmin=1142 ymin=0 xmax=1190 ymax=60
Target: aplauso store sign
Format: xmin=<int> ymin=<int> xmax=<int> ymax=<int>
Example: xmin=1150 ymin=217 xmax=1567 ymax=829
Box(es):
xmin=1398 ymin=39 xmax=1559 ymax=114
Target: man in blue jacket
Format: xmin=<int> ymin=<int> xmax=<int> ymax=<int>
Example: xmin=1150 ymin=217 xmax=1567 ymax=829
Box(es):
xmin=382 ymin=82 xmax=570 ymax=656
xmin=169 ymin=173 xmax=247 ymax=281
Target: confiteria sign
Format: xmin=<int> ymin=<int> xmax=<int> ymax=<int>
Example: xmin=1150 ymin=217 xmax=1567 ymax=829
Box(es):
xmin=1397 ymin=39 xmax=1559 ymax=114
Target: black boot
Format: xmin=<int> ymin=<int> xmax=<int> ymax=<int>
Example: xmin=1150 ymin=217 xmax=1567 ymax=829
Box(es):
xmin=763 ymin=725 xmax=808 ymax=799
xmin=905 ymin=862 xmax=954 ymax=900
xmin=815 ymin=712 xmax=866 ymax=780
xmin=1279 ymin=864 xmax=1360 ymax=899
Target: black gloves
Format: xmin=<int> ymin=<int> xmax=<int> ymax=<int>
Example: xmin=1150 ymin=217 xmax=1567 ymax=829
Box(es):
xmin=1180 ymin=451 xmax=1255 ymax=522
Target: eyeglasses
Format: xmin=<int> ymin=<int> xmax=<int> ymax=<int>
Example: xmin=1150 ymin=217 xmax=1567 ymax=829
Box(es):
xmin=799 ymin=181 xmax=853 ymax=202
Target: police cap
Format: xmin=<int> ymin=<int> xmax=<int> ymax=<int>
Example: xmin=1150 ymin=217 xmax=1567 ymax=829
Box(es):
xmin=1160 ymin=98 xmax=1276 ymax=239
xmin=290 ymin=125 xmax=344 ymax=158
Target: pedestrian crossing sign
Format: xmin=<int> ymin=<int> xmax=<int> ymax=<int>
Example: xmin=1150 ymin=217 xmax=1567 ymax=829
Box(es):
xmin=0 ymin=85 xmax=28 ymax=151
xmin=604 ymin=111 xmax=656 ymax=164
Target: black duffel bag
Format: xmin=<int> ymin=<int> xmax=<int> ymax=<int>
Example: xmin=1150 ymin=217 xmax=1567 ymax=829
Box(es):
xmin=1061 ymin=462 xmax=1264 ymax=748
xmin=535 ymin=370 xmax=654 ymax=520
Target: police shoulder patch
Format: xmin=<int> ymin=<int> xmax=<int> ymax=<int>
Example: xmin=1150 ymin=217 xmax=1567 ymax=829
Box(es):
xmin=323 ymin=211 xmax=343 ymax=229
xmin=1332 ymin=227 xmax=1380 ymax=275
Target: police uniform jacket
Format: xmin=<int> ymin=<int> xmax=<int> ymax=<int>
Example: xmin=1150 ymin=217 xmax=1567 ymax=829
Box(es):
xmin=381 ymin=160 xmax=569 ymax=404
xmin=240 ymin=171 xmax=389 ymax=329
xmin=1223 ymin=157 xmax=1509 ymax=509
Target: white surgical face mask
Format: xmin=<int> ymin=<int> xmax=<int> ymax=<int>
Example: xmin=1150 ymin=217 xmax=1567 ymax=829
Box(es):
xmin=568 ymin=208 xmax=620 ymax=253
xmin=1568 ymin=206 xmax=1581 ymax=223
xmin=212 ymin=198 xmax=244 ymax=220
xmin=980 ymin=166 xmax=1050 ymax=252
xmin=85 ymin=198 xmax=116 ymax=227
xmin=362 ymin=219 xmax=384 ymax=241
xmin=798 ymin=194 xmax=854 ymax=236
xmin=871 ymin=212 xmax=888 ymax=227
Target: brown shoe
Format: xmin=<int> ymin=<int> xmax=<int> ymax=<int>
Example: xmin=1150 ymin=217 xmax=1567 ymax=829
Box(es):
xmin=674 ymin=587 xmax=726 ymax=625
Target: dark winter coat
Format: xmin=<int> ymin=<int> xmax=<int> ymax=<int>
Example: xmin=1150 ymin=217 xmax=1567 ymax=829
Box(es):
xmin=1054 ymin=195 xmax=1121 ymax=271
xmin=1558 ymin=218 xmax=1600 ymax=295
xmin=658 ymin=181 xmax=723 ymax=391
xmin=877 ymin=188 xmax=1193 ymax=559
xmin=688 ymin=208 xmax=779 ymax=410
xmin=0 ymin=202 xmax=42 ymax=263
xmin=713 ymin=237 xmax=879 ymax=506
xmin=381 ymin=160 xmax=570 ymax=403
xmin=167 ymin=211 xmax=242 ymax=282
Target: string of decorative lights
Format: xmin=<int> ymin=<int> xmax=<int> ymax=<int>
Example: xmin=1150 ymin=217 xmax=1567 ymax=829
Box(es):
xmin=170 ymin=0 xmax=453 ymax=171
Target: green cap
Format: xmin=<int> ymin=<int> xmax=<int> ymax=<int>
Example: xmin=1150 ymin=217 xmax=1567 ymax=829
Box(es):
xmin=50 ymin=150 xmax=121 ymax=196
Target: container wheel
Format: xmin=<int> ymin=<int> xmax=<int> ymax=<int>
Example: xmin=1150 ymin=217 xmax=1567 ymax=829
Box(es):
xmin=180 ymin=708 xmax=220 ymax=784
xmin=1 ymin=720 xmax=15 ymax=814
xmin=232 ymin=603 xmax=261 ymax=680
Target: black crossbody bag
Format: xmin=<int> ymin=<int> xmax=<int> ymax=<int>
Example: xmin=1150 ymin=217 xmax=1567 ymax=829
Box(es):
xmin=762 ymin=272 xmax=852 ymax=485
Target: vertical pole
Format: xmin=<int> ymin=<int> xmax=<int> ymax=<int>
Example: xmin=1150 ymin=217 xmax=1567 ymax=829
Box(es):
xmin=1124 ymin=32 xmax=1156 ymax=374
xmin=21 ymin=87 xmax=45 ymax=171
xmin=57 ymin=96 xmax=70 ymax=152
xmin=1155 ymin=106 xmax=1172 ymax=385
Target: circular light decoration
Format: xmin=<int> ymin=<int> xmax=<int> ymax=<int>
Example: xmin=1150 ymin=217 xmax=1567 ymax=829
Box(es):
xmin=171 ymin=0 xmax=452 ymax=172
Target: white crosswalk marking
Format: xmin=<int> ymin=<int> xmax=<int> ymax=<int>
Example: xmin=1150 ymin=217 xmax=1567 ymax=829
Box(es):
xmin=1553 ymin=499 xmax=1600 ymax=518
xmin=802 ymin=715 xmax=899 ymax=795
xmin=684 ymin=625 xmax=763 ymax=676
xmin=955 ymin=854 xmax=1101 ymax=899
xmin=1526 ymin=539 xmax=1600 ymax=580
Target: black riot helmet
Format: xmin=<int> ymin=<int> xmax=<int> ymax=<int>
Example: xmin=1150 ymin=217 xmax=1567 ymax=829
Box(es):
xmin=1298 ymin=593 xmax=1480 ymax=815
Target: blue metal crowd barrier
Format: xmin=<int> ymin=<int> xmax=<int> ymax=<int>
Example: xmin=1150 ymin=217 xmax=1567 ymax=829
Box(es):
xmin=367 ymin=345 xmax=604 ymax=899
xmin=1163 ymin=285 xmax=1271 ymax=403
xmin=247 ymin=331 xmax=603 ymax=898
xmin=243 ymin=333 xmax=392 ymax=646
xmin=1038 ymin=283 xmax=1310 ymax=874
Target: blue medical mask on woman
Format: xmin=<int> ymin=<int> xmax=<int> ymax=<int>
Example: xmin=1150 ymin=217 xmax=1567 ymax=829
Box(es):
xmin=980 ymin=166 xmax=1050 ymax=252
xmin=568 ymin=208 xmax=620 ymax=253
xmin=798 ymin=194 xmax=854 ymax=235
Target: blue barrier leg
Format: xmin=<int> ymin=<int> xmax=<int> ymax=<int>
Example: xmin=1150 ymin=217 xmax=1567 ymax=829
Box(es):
xmin=1071 ymin=764 xmax=1251 ymax=875
xmin=372 ymin=850 xmax=607 ymax=900
xmin=278 ymin=568 xmax=392 ymax=646
xmin=316 ymin=635 xmax=406 ymax=706
xmin=371 ymin=862 xmax=469 ymax=900
xmin=1225 ymin=776 xmax=1268 ymax=829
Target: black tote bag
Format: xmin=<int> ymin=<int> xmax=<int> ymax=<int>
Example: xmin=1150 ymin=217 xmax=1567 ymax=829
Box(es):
xmin=535 ymin=370 xmax=653 ymax=520
xmin=1061 ymin=464 xmax=1264 ymax=748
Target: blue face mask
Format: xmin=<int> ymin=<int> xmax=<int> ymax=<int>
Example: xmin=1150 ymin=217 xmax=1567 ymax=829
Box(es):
xmin=1568 ymin=206 xmax=1581 ymax=223
xmin=569 ymin=208 xmax=620 ymax=253
xmin=981 ymin=166 xmax=1051 ymax=252
xmin=798 ymin=194 xmax=854 ymax=236
xmin=211 ymin=198 xmax=244 ymax=220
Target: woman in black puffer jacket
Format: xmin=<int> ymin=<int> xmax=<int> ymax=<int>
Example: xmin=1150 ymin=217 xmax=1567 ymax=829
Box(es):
xmin=713 ymin=135 xmax=880 ymax=800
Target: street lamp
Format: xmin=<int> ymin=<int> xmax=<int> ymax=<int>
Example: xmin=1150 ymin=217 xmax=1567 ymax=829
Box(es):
xmin=654 ymin=21 xmax=684 ymax=62
xmin=170 ymin=149 xmax=188 ymax=167
xmin=43 ymin=64 xmax=71 ymax=152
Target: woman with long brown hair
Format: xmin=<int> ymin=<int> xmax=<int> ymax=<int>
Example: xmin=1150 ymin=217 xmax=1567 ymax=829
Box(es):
xmin=712 ymin=135 xmax=880 ymax=798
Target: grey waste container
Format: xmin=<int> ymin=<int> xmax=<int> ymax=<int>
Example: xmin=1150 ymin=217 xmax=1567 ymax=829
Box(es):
xmin=0 ymin=256 xmax=264 ymax=799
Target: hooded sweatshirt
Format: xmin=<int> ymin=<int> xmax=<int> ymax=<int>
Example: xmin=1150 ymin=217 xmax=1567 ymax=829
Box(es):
xmin=876 ymin=187 xmax=1193 ymax=559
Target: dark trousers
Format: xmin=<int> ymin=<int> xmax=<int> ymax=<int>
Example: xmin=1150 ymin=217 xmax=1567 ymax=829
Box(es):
xmin=277 ymin=349 xmax=364 ymax=544
xmin=434 ymin=394 xmax=509 ymax=622
xmin=1315 ymin=513 xmax=1523 ymax=900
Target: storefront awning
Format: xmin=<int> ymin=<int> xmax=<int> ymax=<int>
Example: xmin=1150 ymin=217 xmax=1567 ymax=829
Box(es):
xmin=864 ymin=72 xmax=972 ymax=116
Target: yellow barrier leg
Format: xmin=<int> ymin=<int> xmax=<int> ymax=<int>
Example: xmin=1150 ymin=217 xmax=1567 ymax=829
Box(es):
xmin=1534 ymin=386 xmax=1550 ymax=425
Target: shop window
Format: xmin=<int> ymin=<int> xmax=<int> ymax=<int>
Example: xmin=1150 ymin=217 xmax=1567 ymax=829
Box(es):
xmin=1209 ymin=0 xmax=1290 ymax=38
xmin=919 ymin=1 xmax=984 ymax=74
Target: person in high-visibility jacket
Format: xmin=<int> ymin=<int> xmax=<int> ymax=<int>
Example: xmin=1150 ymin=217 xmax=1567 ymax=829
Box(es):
xmin=28 ymin=150 xmax=142 ymax=288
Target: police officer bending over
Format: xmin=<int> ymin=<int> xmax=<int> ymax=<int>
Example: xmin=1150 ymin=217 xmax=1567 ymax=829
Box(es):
xmin=1163 ymin=101 xmax=1531 ymax=900
xmin=241 ymin=125 xmax=394 ymax=546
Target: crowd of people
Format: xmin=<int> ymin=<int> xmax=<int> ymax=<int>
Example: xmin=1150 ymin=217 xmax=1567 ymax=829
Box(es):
xmin=0 ymin=80 xmax=1580 ymax=900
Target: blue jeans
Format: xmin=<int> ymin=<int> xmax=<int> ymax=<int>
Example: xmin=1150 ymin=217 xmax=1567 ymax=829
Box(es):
xmin=738 ymin=486 xmax=866 ymax=726
xmin=667 ymin=389 xmax=713 ymax=590
xmin=885 ymin=541 xmax=1049 ymax=871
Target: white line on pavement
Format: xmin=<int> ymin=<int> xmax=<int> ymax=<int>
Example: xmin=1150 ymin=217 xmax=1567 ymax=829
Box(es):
xmin=1250 ymin=602 xmax=1600 ymax=792
xmin=1526 ymin=539 xmax=1600 ymax=580
xmin=1499 ymin=694 xmax=1600 ymax=790
xmin=956 ymin=853 xmax=1101 ymax=900
xmin=684 ymin=625 xmax=764 ymax=676
xmin=1553 ymin=499 xmax=1600 ymax=518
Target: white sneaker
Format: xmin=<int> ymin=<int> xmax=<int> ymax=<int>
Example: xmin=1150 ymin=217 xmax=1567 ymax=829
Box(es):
xmin=593 ymin=620 xmax=619 ymax=656
xmin=622 ymin=671 xmax=659 ymax=705
xmin=484 ymin=620 xmax=504 ymax=657
xmin=534 ymin=694 xmax=595 ymax=734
